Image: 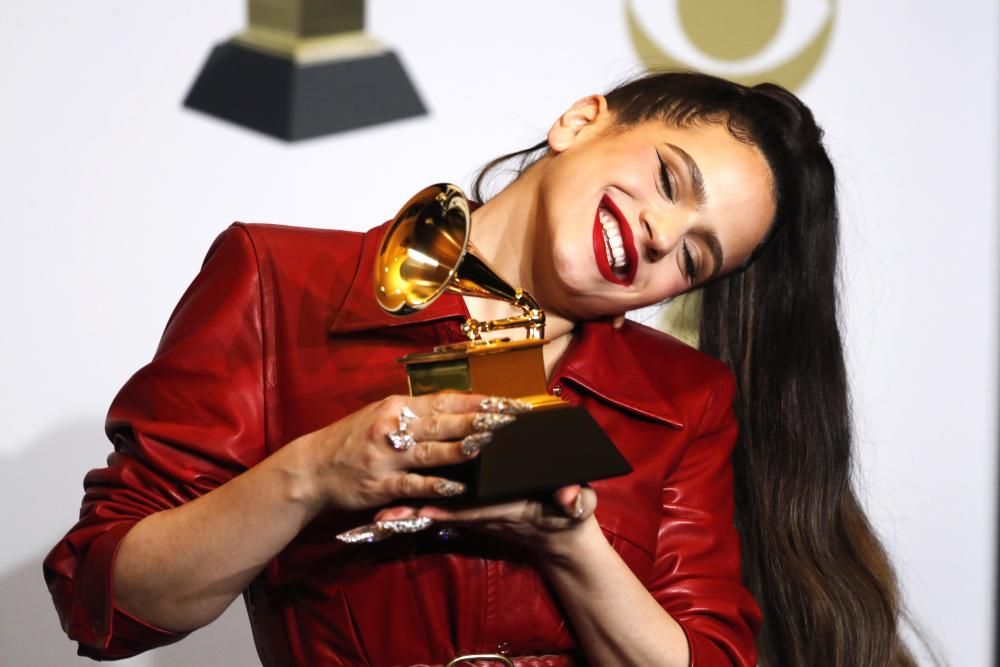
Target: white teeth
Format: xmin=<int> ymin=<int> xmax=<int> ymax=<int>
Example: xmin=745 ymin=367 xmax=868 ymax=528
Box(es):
xmin=598 ymin=206 xmax=628 ymax=273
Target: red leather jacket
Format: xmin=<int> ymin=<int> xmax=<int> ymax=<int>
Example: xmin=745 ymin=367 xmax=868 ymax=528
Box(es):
xmin=44 ymin=222 xmax=761 ymax=666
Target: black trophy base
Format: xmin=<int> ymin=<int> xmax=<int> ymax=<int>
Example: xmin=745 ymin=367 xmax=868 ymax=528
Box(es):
xmin=425 ymin=406 xmax=633 ymax=503
xmin=183 ymin=41 xmax=426 ymax=141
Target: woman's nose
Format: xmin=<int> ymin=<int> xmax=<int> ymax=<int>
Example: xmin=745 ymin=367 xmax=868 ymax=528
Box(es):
xmin=639 ymin=211 xmax=675 ymax=262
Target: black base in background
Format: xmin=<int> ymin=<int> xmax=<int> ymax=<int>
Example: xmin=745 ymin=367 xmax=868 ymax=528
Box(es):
xmin=422 ymin=407 xmax=634 ymax=503
xmin=183 ymin=42 xmax=426 ymax=141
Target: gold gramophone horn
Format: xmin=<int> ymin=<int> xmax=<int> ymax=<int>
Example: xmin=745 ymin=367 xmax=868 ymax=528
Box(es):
xmin=375 ymin=183 xmax=545 ymax=340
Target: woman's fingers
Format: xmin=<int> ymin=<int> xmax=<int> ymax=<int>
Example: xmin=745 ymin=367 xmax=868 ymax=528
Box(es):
xmin=383 ymin=472 xmax=468 ymax=500
xmin=416 ymin=499 xmax=525 ymax=523
xmin=402 ymin=436 xmax=486 ymax=470
xmin=405 ymin=412 xmax=516 ymax=442
xmin=372 ymin=393 xmax=523 ymax=449
xmin=374 ymin=505 xmax=419 ymax=522
xmin=406 ymin=393 xmax=528 ymax=441
xmin=316 ymin=392 xmax=530 ymax=511
xmin=414 ymin=391 xmax=487 ymax=415
xmin=411 ymin=392 xmax=533 ymax=417
xmin=553 ymin=484 xmax=581 ymax=509
xmin=556 ymin=485 xmax=595 ymax=521
xmin=416 ymin=485 xmax=598 ymax=524
xmin=371 ymin=393 xmax=522 ymax=468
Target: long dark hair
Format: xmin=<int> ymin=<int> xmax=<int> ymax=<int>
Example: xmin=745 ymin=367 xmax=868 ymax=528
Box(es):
xmin=474 ymin=72 xmax=919 ymax=667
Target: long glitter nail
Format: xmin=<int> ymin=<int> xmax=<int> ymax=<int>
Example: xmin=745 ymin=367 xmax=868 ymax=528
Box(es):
xmin=336 ymin=517 xmax=434 ymax=544
xmin=479 ymin=396 xmax=533 ymax=414
xmin=472 ymin=413 xmax=516 ymax=432
xmin=461 ymin=432 xmax=493 ymax=457
xmin=434 ymin=480 xmax=466 ymax=497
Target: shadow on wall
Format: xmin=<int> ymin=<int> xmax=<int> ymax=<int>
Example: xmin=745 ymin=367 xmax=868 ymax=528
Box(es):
xmin=0 ymin=420 xmax=259 ymax=666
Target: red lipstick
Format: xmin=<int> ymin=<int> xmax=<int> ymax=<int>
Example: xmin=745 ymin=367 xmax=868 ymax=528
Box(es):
xmin=592 ymin=194 xmax=638 ymax=286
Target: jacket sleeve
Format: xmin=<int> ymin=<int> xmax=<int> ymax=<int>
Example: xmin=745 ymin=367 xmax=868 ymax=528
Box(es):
xmin=43 ymin=225 xmax=267 ymax=660
xmin=648 ymin=371 xmax=762 ymax=667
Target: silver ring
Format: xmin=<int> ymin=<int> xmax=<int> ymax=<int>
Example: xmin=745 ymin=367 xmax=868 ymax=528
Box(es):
xmin=398 ymin=405 xmax=417 ymax=429
xmin=387 ymin=430 xmax=416 ymax=450
xmin=386 ymin=406 xmax=418 ymax=450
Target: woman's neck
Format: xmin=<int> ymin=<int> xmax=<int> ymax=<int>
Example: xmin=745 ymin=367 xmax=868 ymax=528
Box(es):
xmin=464 ymin=162 xmax=576 ymax=376
xmin=468 ymin=169 xmax=538 ymax=303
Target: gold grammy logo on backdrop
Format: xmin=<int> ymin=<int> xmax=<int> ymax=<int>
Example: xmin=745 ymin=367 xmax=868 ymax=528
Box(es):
xmin=626 ymin=0 xmax=836 ymax=89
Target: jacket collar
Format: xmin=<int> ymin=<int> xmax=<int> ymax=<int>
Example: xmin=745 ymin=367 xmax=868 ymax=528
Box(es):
xmin=329 ymin=222 xmax=469 ymax=334
xmin=557 ymin=321 xmax=684 ymax=428
xmin=329 ymin=223 xmax=683 ymax=428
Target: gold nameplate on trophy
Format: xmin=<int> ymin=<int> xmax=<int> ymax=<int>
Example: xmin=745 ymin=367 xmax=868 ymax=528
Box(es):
xmin=375 ymin=184 xmax=632 ymax=501
xmin=403 ymin=339 xmax=551 ymax=403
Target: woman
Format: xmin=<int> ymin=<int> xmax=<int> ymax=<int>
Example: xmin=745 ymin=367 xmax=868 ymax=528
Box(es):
xmin=44 ymin=72 xmax=915 ymax=666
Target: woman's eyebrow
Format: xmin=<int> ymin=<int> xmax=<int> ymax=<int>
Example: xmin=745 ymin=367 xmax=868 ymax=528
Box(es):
xmin=666 ymin=143 xmax=707 ymax=207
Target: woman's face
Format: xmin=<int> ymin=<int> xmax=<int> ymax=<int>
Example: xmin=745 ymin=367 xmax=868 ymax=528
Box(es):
xmin=530 ymin=97 xmax=776 ymax=321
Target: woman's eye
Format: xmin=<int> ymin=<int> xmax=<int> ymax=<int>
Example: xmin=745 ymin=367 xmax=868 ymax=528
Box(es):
xmin=657 ymin=153 xmax=675 ymax=202
xmin=681 ymin=240 xmax=697 ymax=284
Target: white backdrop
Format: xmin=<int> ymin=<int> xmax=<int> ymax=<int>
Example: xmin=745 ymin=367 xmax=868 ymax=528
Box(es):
xmin=1 ymin=2 xmax=996 ymax=665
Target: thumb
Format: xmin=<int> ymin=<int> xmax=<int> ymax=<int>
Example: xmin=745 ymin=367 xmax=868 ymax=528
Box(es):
xmin=375 ymin=505 xmax=419 ymax=522
xmin=554 ymin=485 xmax=596 ymax=521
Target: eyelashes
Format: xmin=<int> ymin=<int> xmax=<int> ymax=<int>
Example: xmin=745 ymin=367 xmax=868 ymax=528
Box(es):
xmin=681 ymin=239 xmax=697 ymax=284
xmin=656 ymin=150 xmax=697 ymax=283
xmin=656 ymin=152 xmax=675 ymax=202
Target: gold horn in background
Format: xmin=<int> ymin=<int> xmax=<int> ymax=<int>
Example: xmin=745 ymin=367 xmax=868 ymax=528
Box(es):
xmin=370 ymin=184 xmax=632 ymax=503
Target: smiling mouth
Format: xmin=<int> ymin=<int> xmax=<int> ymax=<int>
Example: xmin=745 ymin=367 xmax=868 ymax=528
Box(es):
xmin=593 ymin=195 xmax=638 ymax=285
xmin=599 ymin=207 xmax=629 ymax=276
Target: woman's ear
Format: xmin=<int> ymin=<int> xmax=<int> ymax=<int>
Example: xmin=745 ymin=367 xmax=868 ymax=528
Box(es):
xmin=547 ymin=95 xmax=609 ymax=154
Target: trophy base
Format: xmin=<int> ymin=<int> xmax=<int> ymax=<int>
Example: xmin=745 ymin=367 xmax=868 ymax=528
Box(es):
xmin=423 ymin=406 xmax=633 ymax=503
xmin=398 ymin=338 xmax=631 ymax=499
xmin=183 ymin=41 xmax=426 ymax=141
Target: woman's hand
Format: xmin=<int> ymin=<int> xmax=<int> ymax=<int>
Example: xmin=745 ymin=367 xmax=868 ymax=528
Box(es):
xmin=373 ymin=484 xmax=598 ymax=556
xmin=293 ymin=392 xmax=527 ymax=513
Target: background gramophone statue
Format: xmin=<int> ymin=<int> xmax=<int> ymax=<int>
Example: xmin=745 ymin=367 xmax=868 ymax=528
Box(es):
xmin=184 ymin=0 xmax=425 ymax=141
xmin=375 ymin=184 xmax=632 ymax=501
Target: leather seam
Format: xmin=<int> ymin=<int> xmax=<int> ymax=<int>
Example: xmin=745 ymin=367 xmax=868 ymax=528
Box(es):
xmin=688 ymin=372 xmax=733 ymax=444
xmin=230 ymin=223 xmax=270 ymax=456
